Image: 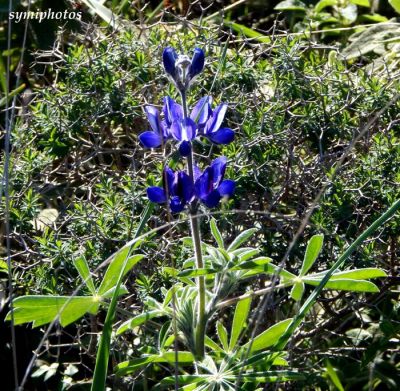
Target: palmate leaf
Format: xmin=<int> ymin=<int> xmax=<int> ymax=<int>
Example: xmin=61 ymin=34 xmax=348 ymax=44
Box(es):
xmin=153 ymin=370 xmax=305 ymax=389
xmin=6 ymin=296 xmax=100 ymax=327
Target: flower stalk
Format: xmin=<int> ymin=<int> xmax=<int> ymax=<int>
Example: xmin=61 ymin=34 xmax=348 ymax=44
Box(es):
xmin=180 ymin=89 xmax=207 ymax=359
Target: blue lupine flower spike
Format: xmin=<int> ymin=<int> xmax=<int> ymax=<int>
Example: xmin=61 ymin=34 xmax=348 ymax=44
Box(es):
xmin=147 ymin=167 xmax=194 ymax=213
xmin=139 ymin=106 xmax=169 ymax=148
xmin=194 ymin=156 xmax=235 ymax=208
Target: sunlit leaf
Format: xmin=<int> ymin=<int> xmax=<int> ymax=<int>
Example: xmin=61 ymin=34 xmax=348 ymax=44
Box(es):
xmin=290 ymin=281 xmax=305 ymax=301
xmin=229 ymin=297 xmax=251 ymax=351
xmin=7 ymin=295 xmax=100 ymax=327
xmin=97 ymin=249 xmax=143 ymax=296
xmin=210 ymin=218 xmax=224 ymax=248
xmin=243 ymin=318 xmax=293 ymax=353
xmin=303 ymin=278 xmax=379 ymax=292
xmin=74 ymin=256 xmax=96 ymax=294
xmin=309 ymin=268 xmax=387 ymax=280
xmin=217 ymin=321 xmax=229 ymax=351
xmin=116 ymin=310 xmax=166 ymax=335
xmin=300 ymin=234 xmax=324 ymax=276
xmin=227 ymin=228 xmax=258 ymax=251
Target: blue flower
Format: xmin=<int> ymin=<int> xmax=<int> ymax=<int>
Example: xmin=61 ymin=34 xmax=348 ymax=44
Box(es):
xmin=163 ymin=96 xmax=196 ymax=156
xmin=147 ymin=167 xmax=194 ymax=213
xmin=163 ymin=47 xmax=205 ymax=91
xmin=139 ymin=106 xmax=170 ymax=148
xmin=194 ymin=156 xmax=235 ymax=208
xmin=201 ymin=103 xmax=235 ymax=145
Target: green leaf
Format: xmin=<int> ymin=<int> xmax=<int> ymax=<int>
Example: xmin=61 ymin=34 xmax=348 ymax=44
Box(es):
xmin=229 ymin=297 xmax=251 ymax=351
xmin=210 ymin=218 xmax=224 ymax=248
xmin=244 ymin=318 xmax=293 ymax=353
xmin=325 ymin=360 xmax=344 ymax=391
xmin=236 ymin=248 xmax=260 ymax=262
xmin=240 ymin=370 xmax=305 ymax=382
xmin=7 ymin=296 xmax=100 ymax=327
xmin=225 ymin=22 xmax=271 ymax=43
xmin=275 ymin=0 xmax=307 ymax=11
xmin=232 ymin=257 xmax=273 ymax=271
xmin=243 ymin=262 xmax=296 ymax=280
xmin=303 ymin=278 xmax=379 ymax=292
xmin=97 ymin=250 xmax=143 ymax=296
xmin=73 ymin=256 xmax=96 ymax=294
xmin=0 ymin=259 xmax=8 ymax=273
xmin=0 ymin=83 xmax=26 ymax=107
xmin=178 ymin=268 xmax=219 ymax=278
xmin=350 ymin=0 xmax=369 ymax=7
xmin=315 ymin=0 xmax=337 ymax=13
xmin=389 ymin=0 xmax=400 ymax=14
xmin=205 ymin=336 xmax=224 ymax=353
xmin=290 ymin=281 xmax=305 ymax=301
xmin=116 ymin=310 xmax=165 ymax=335
xmin=359 ymin=13 xmax=388 ymax=22
xmin=300 ymin=234 xmax=324 ymax=276
xmin=227 ymin=228 xmax=258 ymax=251
xmin=217 ymin=321 xmax=229 ymax=351
xmin=310 ymin=267 xmax=387 ymax=280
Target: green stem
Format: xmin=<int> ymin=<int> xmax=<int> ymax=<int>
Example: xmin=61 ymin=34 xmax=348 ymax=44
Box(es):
xmin=274 ymin=198 xmax=400 ymax=351
xmin=180 ymin=90 xmax=206 ymax=359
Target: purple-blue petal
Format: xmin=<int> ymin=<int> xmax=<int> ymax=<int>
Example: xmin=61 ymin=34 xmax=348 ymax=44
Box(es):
xmin=178 ymin=171 xmax=194 ymax=203
xmin=179 ymin=141 xmax=192 ymax=157
xmin=139 ymin=131 xmax=162 ymax=148
xmin=170 ymin=196 xmax=185 ymax=213
xmin=147 ymin=187 xmax=167 ymax=203
xmin=163 ymin=167 xmax=176 ymax=196
xmin=171 ymin=118 xmax=197 ymax=142
xmin=218 ymin=180 xmax=235 ymax=197
xmin=207 ymin=127 xmax=235 ymax=145
xmin=145 ymin=106 xmax=161 ymax=134
xmin=194 ymin=169 xmax=211 ymax=200
xmin=209 ymin=156 xmax=227 ymax=188
xmin=163 ymin=47 xmax=178 ymax=78
xmin=189 ymin=48 xmax=205 ymax=79
xmin=190 ymin=96 xmax=212 ymax=128
xmin=202 ymin=190 xmax=221 ymax=208
xmin=205 ymin=104 xmax=228 ymax=135
xmin=163 ymin=97 xmax=183 ymax=127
